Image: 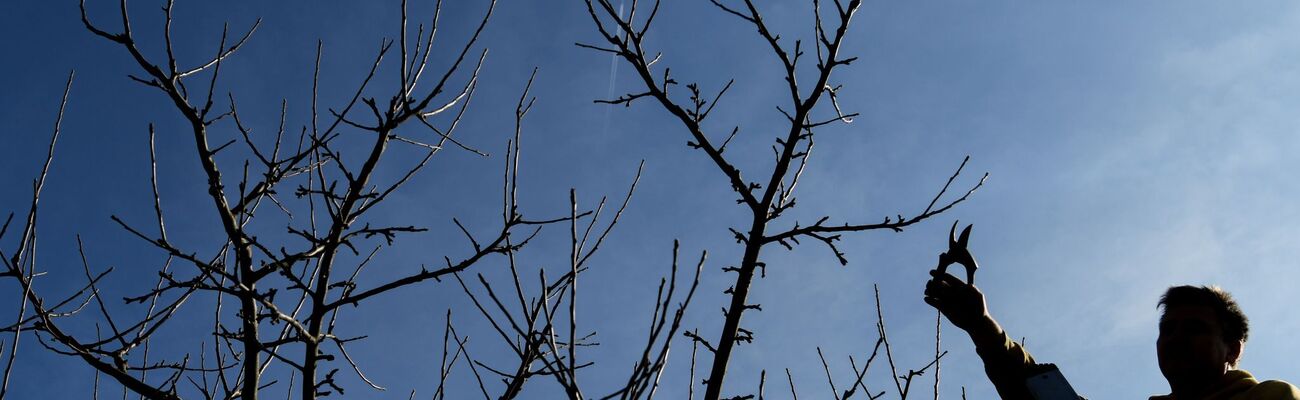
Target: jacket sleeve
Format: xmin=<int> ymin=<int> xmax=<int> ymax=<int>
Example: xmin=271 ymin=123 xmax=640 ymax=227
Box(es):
xmin=1249 ymin=380 xmax=1300 ymax=400
xmin=970 ymin=326 xmax=1039 ymax=400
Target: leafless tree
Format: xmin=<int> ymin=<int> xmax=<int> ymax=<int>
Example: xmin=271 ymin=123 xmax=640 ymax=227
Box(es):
xmin=5 ymin=1 xmax=986 ymax=399
xmin=427 ymin=69 xmax=709 ymax=400
xmin=0 ymin=0 xmax=627 ymax=399
xmin=580 ymin=0 xmax=985 ymax=399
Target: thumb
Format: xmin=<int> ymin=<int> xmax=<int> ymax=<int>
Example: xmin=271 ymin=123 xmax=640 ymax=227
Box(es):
xmin=923 ymin=296 xmax=942 ymax=309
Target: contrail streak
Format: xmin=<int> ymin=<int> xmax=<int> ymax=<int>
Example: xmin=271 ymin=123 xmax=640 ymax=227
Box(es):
xmin=601 ymin=1 xmax=625 ymax=137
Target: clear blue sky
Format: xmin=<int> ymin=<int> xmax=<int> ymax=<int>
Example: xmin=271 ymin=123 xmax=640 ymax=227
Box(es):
xmin=3 ymin=1 xmax=1299 ymax=399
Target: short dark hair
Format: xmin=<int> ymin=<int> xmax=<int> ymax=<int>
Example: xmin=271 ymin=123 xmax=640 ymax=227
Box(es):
xmin=1158 ymin=285 xmax=1249 ymax=343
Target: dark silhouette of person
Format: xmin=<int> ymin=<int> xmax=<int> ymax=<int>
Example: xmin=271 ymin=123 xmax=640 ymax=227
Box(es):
xmin=924 ymin=270 xmax=1299 ymax=399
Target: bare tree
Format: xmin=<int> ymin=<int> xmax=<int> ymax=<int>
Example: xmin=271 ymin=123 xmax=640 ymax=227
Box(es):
xmin=425 ymin=69 xmax=709 ymax=400
xmin=0 ymin=0 xmax=607 ymax=399
xmin=5 ymin=1 xmax=985 ymax=399
xmin=580 ymin=0 xmax=985 ymax=399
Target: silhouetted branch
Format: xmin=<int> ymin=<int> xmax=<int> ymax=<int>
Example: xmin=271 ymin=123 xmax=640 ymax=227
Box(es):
xmin=582 ymin=0 xmax=979 ymax=398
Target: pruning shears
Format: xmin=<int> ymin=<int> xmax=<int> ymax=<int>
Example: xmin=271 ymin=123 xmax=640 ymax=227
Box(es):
xmin=936 ymin=221 xmax=979 ymax=285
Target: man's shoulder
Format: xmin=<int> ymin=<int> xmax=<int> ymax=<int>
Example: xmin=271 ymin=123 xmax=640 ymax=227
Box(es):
xmin=1244 ymin=379 xmax=1300 ymax=400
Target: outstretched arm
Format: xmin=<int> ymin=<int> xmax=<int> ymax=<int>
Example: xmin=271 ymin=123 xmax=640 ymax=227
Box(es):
xmin=924 ymin=269 xmax=1038 ymax=399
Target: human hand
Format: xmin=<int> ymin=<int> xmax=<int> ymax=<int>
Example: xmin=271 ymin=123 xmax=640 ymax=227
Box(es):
xmin=923 ymin=268 xmax=992 ymax=333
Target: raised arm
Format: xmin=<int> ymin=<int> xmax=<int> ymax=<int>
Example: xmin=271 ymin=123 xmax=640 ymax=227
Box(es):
xmin=924 ymin=269 xmax=1039 ymax=399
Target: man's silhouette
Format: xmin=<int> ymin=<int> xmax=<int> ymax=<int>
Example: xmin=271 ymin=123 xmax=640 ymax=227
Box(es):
xmin=924 ymin=270 xmax=1299 ymax=399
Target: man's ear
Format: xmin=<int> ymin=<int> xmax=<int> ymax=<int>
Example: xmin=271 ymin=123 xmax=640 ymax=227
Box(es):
xmin=1228 ymin=340 xmax=1244 ymax=368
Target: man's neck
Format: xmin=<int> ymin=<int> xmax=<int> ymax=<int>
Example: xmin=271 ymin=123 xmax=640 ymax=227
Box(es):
xmin=1169 ymin=370 xmax=1234 ymax=399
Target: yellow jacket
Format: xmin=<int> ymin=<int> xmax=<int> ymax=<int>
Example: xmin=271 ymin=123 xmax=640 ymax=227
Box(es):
xmin=972 ymin=329 xmax=1299 ymax=400
xmin=1148 ymin=370 xmax=1300 ymax=400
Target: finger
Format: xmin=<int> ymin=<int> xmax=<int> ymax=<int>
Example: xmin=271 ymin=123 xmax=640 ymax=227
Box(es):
xmin=923 ymin=296 xmax=943 ymax=310
xmin=925 ymin=278 xmax=949 ymax=296
xmin=925 ymin=268 xmax=967 ymax=287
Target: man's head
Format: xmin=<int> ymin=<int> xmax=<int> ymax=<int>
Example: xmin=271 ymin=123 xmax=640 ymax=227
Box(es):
xmin=1156 ymin=285 xmax=1249 ymax=389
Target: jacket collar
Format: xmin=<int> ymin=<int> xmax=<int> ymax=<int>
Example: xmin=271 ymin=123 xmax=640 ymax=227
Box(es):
xmin=1150 ymin=370 xmax=1258 ymax=400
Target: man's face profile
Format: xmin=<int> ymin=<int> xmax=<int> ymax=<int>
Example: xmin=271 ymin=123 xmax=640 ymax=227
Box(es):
xmin=1157 ymin=305 xmax=1243 ymax=384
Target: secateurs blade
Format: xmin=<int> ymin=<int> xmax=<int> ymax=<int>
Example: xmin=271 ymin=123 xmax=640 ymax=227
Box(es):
xmin=936 ymin=220 xmax=978 ymax=284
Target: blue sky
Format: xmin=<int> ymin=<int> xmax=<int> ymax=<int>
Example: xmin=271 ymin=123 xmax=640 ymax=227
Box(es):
xmin=3 ymin=1 xmax=1300 ymax=399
